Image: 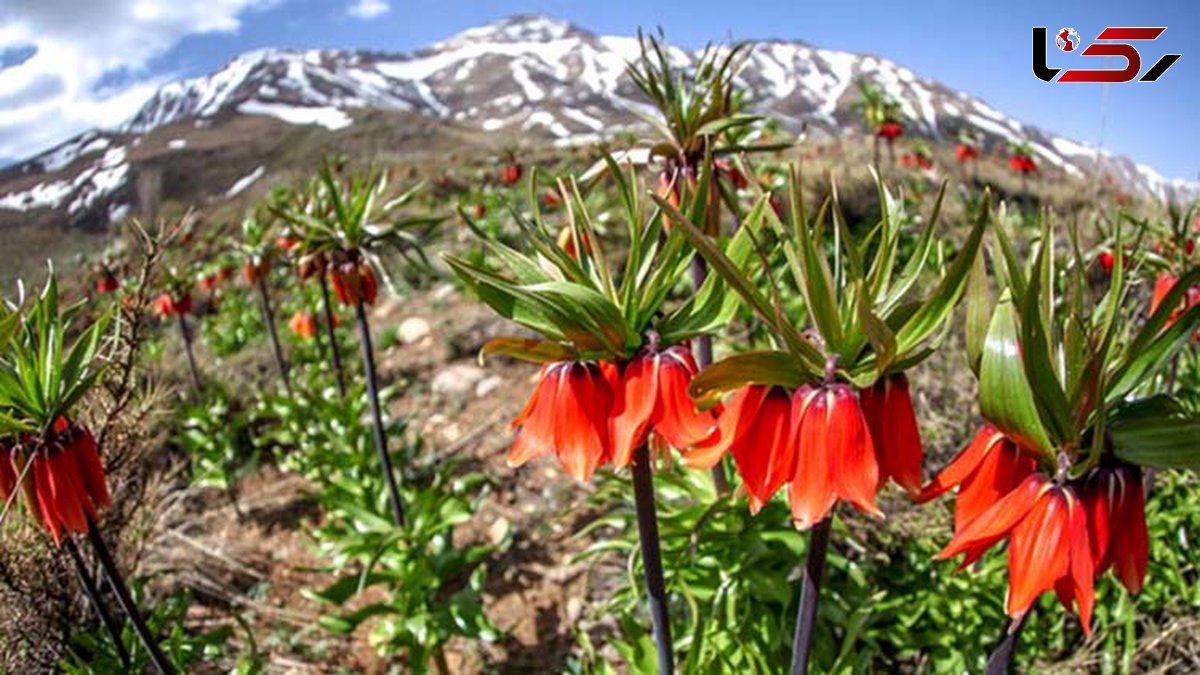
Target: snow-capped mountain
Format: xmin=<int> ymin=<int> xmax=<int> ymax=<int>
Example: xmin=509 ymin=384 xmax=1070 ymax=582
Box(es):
xmin=1 ymin=13 xmax=1194 ymax=227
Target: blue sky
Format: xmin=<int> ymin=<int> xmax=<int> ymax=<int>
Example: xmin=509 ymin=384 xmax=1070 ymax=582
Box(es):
xmin=1 ymin=0 xmax=1196 ymax=180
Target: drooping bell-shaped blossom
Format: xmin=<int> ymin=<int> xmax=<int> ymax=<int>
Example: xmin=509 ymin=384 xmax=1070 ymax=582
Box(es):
xmin=1149 ymin=273 xmax=1177 ymax=317
xmin=289 ymin=311 xmax=318 ymax=340
xmin=329 ymin=260 xmax=379 ymax=307
xmin=714 ymin=158 xmax=749 ymax=189
xmin=243 ymin=258 xmax=271 ymax=285
xmin=917 ymin=425 xmax=1037 ymax=533
xmin=688 ymin=382 xmax=883 ymax=528
xmin=3 ymin=419 xmax=111 ymax=546
xmin=656 ymin=170 xmax=683 ymax=231
xmin=555 ymin=226 xmax=593 ymax=261
xmin=685 ymin=385 xmax=794 ymax=514
xmin=95 ymin=271 xmax=119 ymax=295
xmin=877 ymin=121 xmax=903 ymax=140
xmin=1149 ymin=273 xmax=1200 ymax=333
xmin=0 ymin=442 xmax=15 ymax=503
xmin=1009 ymin=155 xmax=1038 ymax=174
xmin=297 ymin=251 xmax=327 ymax=282
xmin=1082 ymin=465 xmax=1149 ymax=593
xmin=608 ymin=346 xmax=718 ymax=468
xmin=899 ymin=153 xmax=933 ymax=171
xmin=276 ymin=235 xmax=300 ymax=253
xmin=860 ymin=374 xmax=924 ymax=496
xmin=935 ymin=475 xmax=1095 ymax=633
xmin=788 ymin=383 xmax=882 ymax=529
xmin=500 ymin=162 xmax=523 ymax=186
xmin=199 ymin=273 xmax=219 ymax=292
xmin=508 ymin=361 xmax=618 ymax=481
xmin=153 ymin=292 xmax=192 ymax=317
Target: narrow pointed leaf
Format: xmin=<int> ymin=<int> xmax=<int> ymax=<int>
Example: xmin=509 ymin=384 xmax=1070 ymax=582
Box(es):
xmin=979 ymin=295 xmax=1055 ymax=460
xmin=965 ymin=247 xmax=991 ymax=374
xmin=688 ymin=350 xmax=807 ymax=406
xmin=482 ymin=337 xmax=579 ymax=364
xmin=894 ymin=192 xmax=989 ymax=354
xmin=1112 ymin=415 xmax=1200 ymax=469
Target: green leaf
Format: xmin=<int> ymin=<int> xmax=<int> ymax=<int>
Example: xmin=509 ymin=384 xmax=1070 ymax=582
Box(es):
xmin=481 ymin=337 xmax=579 ymax=364
xmin=893 ymin=191 xmax=989 ymax=356
xmin=856 ymin=282 xmax=896 ymax=375
xmin=524 ymin=281 xmax=634 ymax=354
xmin=1112 ymin=415 xmax=1200 ymax=469
xmin=783 ymin=189 xmax=843 ymax=351
xmin=1016 ymin=234 xmax=1072 ymax=443
xmin=1107 ymin=302 xmax=1200 ymax=402
xmin=991 ymin=210 xmax=1025 ymax=297
xmin=979 ymin=294 xmax=1055 ymax=461
xmin=0 ymin=310 xmax=20 ymax=354
xmin=1107 ymin=267 xmax=1200 ymax=401
xmin=657 ymin=212 xmax=761 ymax=343
xmin=689 ymin=351 xmax=806 ymax=407
xmin=656 ymin=192 xmax=823 ymax=372
xmin=965 ymin=247 xmax=991 ymax=375
xmin=443 ymin=256 xmax=570 ymax=343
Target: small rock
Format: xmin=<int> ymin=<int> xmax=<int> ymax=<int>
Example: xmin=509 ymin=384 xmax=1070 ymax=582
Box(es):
xmin=398 ymin=316 xmax=432 ymax=345
xmin=475 ymin=375 xmax=503 ymax=398
xmin=566 ymin=597 xmax=584 ymax=623
xmin=487 ymin=516 xmax=510 ymax=546
xmin=372 ymin=296 xmax=404 ymax=319
xmin=441 ymin=422 xmax=462 ymax=443
xmin=431 ymin=283 xmax=456 ymax=301
xmin=431 ymin=363 xmax=487 ymax=396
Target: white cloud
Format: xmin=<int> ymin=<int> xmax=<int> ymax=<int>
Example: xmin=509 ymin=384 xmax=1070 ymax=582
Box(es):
xmin=0 ymin=0 xmax=276 ymax=162
xmin=348 ymin=0 xmax=389 ymax=20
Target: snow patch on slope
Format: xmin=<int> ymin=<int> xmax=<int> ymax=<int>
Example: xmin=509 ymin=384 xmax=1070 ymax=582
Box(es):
xmin=35 ymin=133 xmax=112 ymax=172
xmin=237 ymin=101 xmax=352 ymax=130
xmin=226 ymin=166 xmax=266 ymax=197
xmin=1 ymin=146 xmax=130 ymax=218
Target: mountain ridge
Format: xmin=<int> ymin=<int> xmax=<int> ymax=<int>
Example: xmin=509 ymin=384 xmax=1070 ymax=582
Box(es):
xmin=1 ymin=13 xmax=1194 ymax=228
